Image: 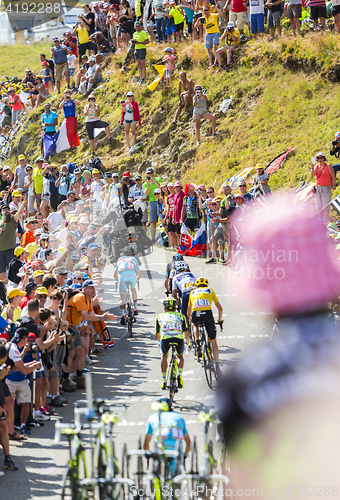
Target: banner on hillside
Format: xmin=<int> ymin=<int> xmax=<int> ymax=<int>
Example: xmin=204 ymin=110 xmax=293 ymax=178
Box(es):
xmin=148 ymin=65 xmax=166 ymax=92
xmin=44 ymin=117 xmax=80 ymax=158
xmin=294 ymin=182 xmax=316 ymax=204
xmin=178 ymin=223 xmax=207 ymax=257
xmin=265 ymin=147 xmax=296 ymax=174
xmin=222 ymin=167 xmax=255 ymax=190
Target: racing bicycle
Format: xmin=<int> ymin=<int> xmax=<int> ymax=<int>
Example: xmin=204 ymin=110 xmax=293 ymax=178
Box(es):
xmin=166 ymin=343 xmax=179 ymax=404
xmin=197 ymin=321 xmax=223 ymax=390
xmin=126 ymin=282 xmax=136 ymax=338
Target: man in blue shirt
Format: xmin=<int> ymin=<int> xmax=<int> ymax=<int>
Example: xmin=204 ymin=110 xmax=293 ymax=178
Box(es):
xmin=41 ymin=103 xmax=58 ymax=135
xmin=50 ymin=37 xmax=72 ymax=93
xmin=144 ymin=397 xmax=191 ymax=477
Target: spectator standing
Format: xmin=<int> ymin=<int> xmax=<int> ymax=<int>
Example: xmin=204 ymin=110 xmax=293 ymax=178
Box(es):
xmin=311 ymin=152 xmax=336 ymax=221
xmin=121 ymin=171 xmax=136 ymax=207
xmin=266 ymin=0 xmax=282 ymax=38
xmin=253 ymin=163 xmax=271 ymax=195
xmin=143 ymin=167 xmax=162 ymax=242
xmin=119 ymin=91 xmax=141 ymax=151
xmin=39 ymin=61 xmax=53 ymax=94
xmin=163 ymin=0 xmax=176 ymax=43
xmin=173 ymin=72 xmax=195 ymax=123
xmin=284 ymin=0 xmax=301 ymax=35
xmin=132 ymin=21 xmax=150 ymax=85
xmin=48 ymin=165 xmax=60 ymax=212
xmin=64 ymin=30 xmax=78 ymax=57
xmin=153 ymin=0 xmax=166 ymax=41
xmin=41 ymin=103 xmax=58 ymax=154
xmin=73 ymin=19 xmax=95 ymax=64
xmin=308 ymin=0 xmax=326 ymax=30
xmin=215 ymin=20 xmax=240 ymax=71
xmin=79 ymin=4 xmax=96 ymax=35
xmin=229 ymin=0 xmax=247 ymax=34
xmin=50 ymin=37 xmax=72 ymax=94
xmin=128 ymin=174 xmax=148 ymax=230
xmin=93 ymin=3 xmax=107 ymax=32
xmin=7 ymin=247 xmax=28 ymax=287
xmin=172 ymin=181 xmax=185 ymax=238
xmin=55 ymin=164 xmax=74 ymax=204
xmin=84 ymin=94 xmax=112 ymax=155
xmin=192 ymin=85 xmax=217 ymax=146
xmin=169 ymin=0 xmax=185 ymax=42
xmin=39 ymin=53 xmax=55 ymax=85
xmin=164 ymin=182 xmax=177 ymax=248
xmin=0 ymin=97 xmax=12 ymax=131
xmin=7 ymin=87 xmax=24 ymax=126
xmin=201 ymin=4 xmax=223 ymax=68
xmin=183 ymin=1 xmax=195 ymax=41
xmin=0 ymin=200 xmax=26 ymax=280
xmin=249 ymin=0 xmax=265 ymax=38
xmin=180 ymin=184 xmax=201 ymax=231
xmin=162 ymin=47 xmax=176 ymax=87
xmin=59 ymin=91 xmax=81 ymax=149
xmin=32 ymin=157 xmax=45 ymax=212
xmin=238 ymin=181 xmax=254 ymax=202
xmin=13 ymin=154 xmax=30 ymax=191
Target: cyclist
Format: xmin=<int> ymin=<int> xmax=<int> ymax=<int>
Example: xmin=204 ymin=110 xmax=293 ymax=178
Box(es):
xmin=114 ymin=246 xmax=142 ymax=325
xmin=164 ymin=252 xmax=185 ymax=293
xmin=172 ymin=261 xmax=197 ymax=320
xmin=187 ymin=277 xmax=223 ymax=378
xmin=143 ymin=397 xmax=191 ymax=477
xmin=155 ymin=298 xmax=189 ymax=390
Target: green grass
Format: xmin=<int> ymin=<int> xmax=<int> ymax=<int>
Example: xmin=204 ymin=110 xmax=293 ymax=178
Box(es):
xmin=0 ymin=41 xmax=52 ymax=78
xmin=4 ymin=32 xmax=340 ymax=214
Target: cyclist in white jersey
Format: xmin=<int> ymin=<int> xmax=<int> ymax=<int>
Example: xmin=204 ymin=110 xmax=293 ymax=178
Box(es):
xmin=114 ymin=246 xmax=142 ymax=325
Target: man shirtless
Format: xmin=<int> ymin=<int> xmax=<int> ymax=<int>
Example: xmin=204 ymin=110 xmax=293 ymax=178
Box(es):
xmin=173 ymin=72 xmax=195 ymax=123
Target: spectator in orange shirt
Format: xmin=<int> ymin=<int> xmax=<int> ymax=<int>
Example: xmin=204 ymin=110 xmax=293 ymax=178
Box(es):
xmin=20 ymin=217 xmax=39 ymax=247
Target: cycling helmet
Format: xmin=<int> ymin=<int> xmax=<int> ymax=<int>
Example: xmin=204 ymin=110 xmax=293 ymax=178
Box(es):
xmin=195 ymin=277 xmax=209 ymax=287
xmin=133 ymin=199 xmax=146 ymax=213
xmin=172 ymin=253 xmax=184 ymax=261
xmin=152 ymin=397 xmax=172 ymax=412
xmin=175 ymin=261 xmax=189 ymax=273
xmin=123 ymin=246 xmax=134 ymax=256
xmin=162 ymin=298 xmax=177 ymax=311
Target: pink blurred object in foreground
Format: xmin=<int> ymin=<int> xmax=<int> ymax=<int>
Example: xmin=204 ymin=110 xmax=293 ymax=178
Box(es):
xmin=237 ymin=198 xmax=340 ymax=315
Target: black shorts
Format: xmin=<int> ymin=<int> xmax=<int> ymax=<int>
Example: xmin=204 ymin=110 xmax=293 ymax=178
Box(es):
xmin=160 ymin=337 xmax=184 ymax=355
xmin=85 ymin=120 xmax=109 ymax=141
xmin=50 ymin=194 xmax=59 ymax=210
xmin=175 ymin=222 xmax=181 ymax=235
xmin=191 ymin=309 xmax=216 ymax=340
xmin=187 ymin=21 xmax=193 ymax=33
xmin=310 ymin=5 xmax=326 ymax=19
xmin=185 ymin=218 xmax=199 ymax=231
xmin=134 ymin=48 xmax=147 ymax=60
xmin=168 ymin=219 xmax=176 ymax=232
xmin=0 ymin=248 xmax=14 ymax=274
xmin=175 ymin=22 xmax=184 ymax=32
xmin=0 ymin=380 xmax=11 ymax=407
xmin=332 ymin=4 xmax=340 ymax=15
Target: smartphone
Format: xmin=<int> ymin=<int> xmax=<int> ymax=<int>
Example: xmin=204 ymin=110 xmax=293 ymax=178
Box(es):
xmin=311 ymin=156 xmax=316 ymax=164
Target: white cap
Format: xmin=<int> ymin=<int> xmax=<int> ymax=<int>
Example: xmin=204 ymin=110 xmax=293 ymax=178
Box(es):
xmin=227 ymin=21 xmax=234 ymax=28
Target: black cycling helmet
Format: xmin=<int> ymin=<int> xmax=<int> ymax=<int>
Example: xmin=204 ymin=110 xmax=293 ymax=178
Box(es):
xmin=162 ymin=298 xmax=177 ymax=311
xmin=123 ymin=246 xmax=134 ymax=256
xmin=152 ymin=397 xmax=172 ymax=412
xmin=172 ymin=253 xmax=184 ymax=262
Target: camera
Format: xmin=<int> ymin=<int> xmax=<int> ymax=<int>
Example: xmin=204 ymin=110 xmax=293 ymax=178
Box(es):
xmin=28 ymin=339 xmax=40 ymax=353
xmin=147 ymin=176 xmax=151 ymax=180
xmin=227 ymin=27 xmax=232 ymax=32
xmin=62 ymin=172 xmax=67 ymax=177
xmin=332 ymin=140 xmax=338 ymax=147
xmin=200 ymin=17 xmax=205 ymax=24
xmin=120 ymin=100 xmax=125 ymax=104
xmin=195 ymin=90 xmax=200 ymax=95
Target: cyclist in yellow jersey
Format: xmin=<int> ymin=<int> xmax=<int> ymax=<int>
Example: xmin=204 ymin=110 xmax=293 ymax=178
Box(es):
xmin=187 ymin=277 xmax=223 ymax=377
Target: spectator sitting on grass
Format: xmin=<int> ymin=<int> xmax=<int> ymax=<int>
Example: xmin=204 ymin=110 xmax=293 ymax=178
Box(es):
xmin=215 ymin=21 xmax=240 ymax=72
xmin=78 ymin=56 xmax=103 ymax=97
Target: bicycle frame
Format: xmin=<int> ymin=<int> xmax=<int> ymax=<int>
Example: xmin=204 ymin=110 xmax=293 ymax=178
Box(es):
xmin=126 ymin=283 xmax=135 ymax=338
xmin=166 ymin=344 xmax=178 ymax=403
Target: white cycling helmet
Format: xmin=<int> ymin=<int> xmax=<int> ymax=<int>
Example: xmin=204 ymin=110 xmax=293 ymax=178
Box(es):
xmin=133 ymin=199 xmax=146 ymax=212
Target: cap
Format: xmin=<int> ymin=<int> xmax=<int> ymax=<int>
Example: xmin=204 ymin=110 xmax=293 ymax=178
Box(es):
xmin=64 ymin=30 xmax=71 ymax=34
xmin=12 ymin=190 xmax=21 ymax=197
xmin=83 ymin=279 xmax=96 ymax=288
xmin=168 ymin=182 xmax=174 ymax=187
xmin=43 ymin=219 xmax=51 ymax=224
xmin=28 ymin=333 xmax=36 ymax=340
xmin=34 ymin=228 xmax=44 ymax=236
xmin=104 ymin=172 xmax=112 ymax=178
xmin=36 ymin=286 xmax=48 ymax=295
xmin=14 ymin=246 xmax=26 ymax=257
xmin=74 ymin=168 xmax=81 ymax=175
xmin=18 ymin=154 xmax=25 ymax=160
xmin=123 ymin=171 xmax=130 ymax=178
xmin=33 ymin=270 xmax=44 ymax=278
xmin=112 ymin=172 xmax=119 ymax=177
xmin=25 ymin=282 xmax=37 ymax=294
xmin=255 ymin=163 xmax=263 ymax=170
xmin=42 ymin=61 xmax=48 ymax=65
xmin=227 ymin=21 xmax=234 ymax=28
xmin=40 ymin=234 xmax=49 ymax=240
xmin=53 ymin=37 xmax=59 ymax=41
xmin=7 ymin=288 xmax=25 ymax=299
xmin=69 ymin=217 xmax=79 ymax=224
xmin=164 ymin=47 xmax=171 ymax=52
xmin=26 ymin=216 xmax=38 ymax=225
xmin=92 ymin=168 xmax=100 ymax=174
xmin=79 ymin=216 xmax=90 ymax=224
xmin=154 ymin=188 xmax=161 ymax=194
xmin=81 ymin=55 xmax=88 ymax=59
xmin=174 ymin=181 xmax=183 ymax=188
xmin=59 ymin=201 xmax=70 ymax=208
xmin=88 ymin=94 xmax=96 ymax=100
xmin=88 ymin=243 xmax=99 ymax=250
xmin=0 ymin=333 xmax=9 ymax=343
xmin=134 ymin=174 xmax=142 ymax=180
xmin=8 ymin=87 xmax=14 ymax=92
xmin=126 ymin=91 xmax=134 ymax=97
xmin=234 ymin=193 xmax=245 ymax=200
xmin=146 ymin=167 xmax=154 ymax=174
xmin=43 ymin=102 xmax=51 ymax=107
xmin=53 ymin=266 xmax=68 ymax=275
xmin=36 ymin=155 xmax=44 ymax=162
xmin=316 ymin=151 xmax=327 ymax=160
xmin=198 ymin=184 xmax=206 ymax=191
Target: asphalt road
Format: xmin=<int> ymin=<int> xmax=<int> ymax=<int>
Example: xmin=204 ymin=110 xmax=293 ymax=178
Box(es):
xmin=1 ymin=247 xmax=272 ymax=499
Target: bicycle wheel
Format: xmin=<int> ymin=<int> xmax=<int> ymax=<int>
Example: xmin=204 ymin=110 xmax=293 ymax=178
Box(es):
xmin=127 ymin=300 xmax=133 ymax=338
xmin=61 ymin=449 xmax=88 ymax=500
xmin=168 ymin=355 xmax=177 ymax=404
xmin=136 ymin=437 xmax=144 ymax=497
xmin=121 ymin=443 xmax=130 ymax=499
xmin=203 ymin=342 xmax=214 ymax=390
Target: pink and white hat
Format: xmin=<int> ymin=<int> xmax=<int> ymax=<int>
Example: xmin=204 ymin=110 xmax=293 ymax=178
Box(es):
xmin=174 ymin=181 xmax=183 ymax=188
xmin=235 ymin=197 xmax=340 ymax=315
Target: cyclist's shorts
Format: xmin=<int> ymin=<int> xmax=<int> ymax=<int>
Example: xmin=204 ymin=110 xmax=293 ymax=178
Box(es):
xmin=160 ymin=337 xmax=184 ymax=356
xmin=181 ymin=291 xmax=190 ymax=317
xmin=119 ymin=275 xmax=137 ymax=293
xmin=191 ymin=310 xmax=216 ymax=340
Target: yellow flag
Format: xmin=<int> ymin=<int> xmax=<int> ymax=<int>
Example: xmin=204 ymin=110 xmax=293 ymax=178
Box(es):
xmin=148 ymin=65 xmax=166 ymax=92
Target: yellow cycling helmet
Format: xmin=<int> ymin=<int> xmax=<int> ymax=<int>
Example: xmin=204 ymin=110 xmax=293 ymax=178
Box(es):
xmin=195 ymin=277 xmax=209 ymax=288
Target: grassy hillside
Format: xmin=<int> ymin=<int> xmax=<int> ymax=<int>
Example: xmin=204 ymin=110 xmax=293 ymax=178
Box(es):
xmin=3 ymin=33 xmax=340 ymax=200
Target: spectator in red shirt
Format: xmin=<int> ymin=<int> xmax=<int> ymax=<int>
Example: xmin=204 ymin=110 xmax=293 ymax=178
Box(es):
xmin=20 ymin=217 xmax=38 ymax=247
xmin=229 ymin=0 xmax=247 ymax=34
xmin=64 ymin=31 xmax=78 ymax=57
xmin=172 ymin=181 xmax=185 ymax=238
xmin=19 ymin=282 xmax=37 ymax=310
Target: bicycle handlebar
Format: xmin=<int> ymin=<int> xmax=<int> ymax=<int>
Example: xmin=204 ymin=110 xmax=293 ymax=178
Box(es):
xmin=216 ymin=320 xmax=224 ymax=331
xmin=127 ymin=449 xmax=179 ymax=459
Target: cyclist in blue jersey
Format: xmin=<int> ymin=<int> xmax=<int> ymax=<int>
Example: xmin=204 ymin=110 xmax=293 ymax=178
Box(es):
xmin=144 ymin=397 xmax=191 ymax=477
xmin=155 ymin=298 xmax=188 ymax=389
xmin=114 ymin=246 xmax=142 ymax=325
xmin=172 ymin=261 xmax=197 ymax=319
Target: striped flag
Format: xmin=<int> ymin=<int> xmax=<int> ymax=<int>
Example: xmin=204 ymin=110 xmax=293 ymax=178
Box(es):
xmin=331 ymin=194 xmax=340 ymax=215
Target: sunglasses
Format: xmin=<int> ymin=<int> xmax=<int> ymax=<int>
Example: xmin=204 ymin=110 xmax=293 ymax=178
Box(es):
xmin=26 ymin=169 xmax=33 ymax=172
xmin=239 ymin=185 xmax=246 ymax=187
xmin=316 ymin=156 xmax=324 ymax=159
xmin=37 ymin=295 xmax=47 ymax=299
xmin=212 ymin=203 xmax=217 ymax=206
xmin=75 ymin=277 xmax=84 ymax=281
xmin=60 ymin=273 xmax=68 ymax=276
xmin=89 ymin=98 xmax=95 ymax=101
xmin=51 ymin=296 xmax=61 ymax=300
xmin=204 ymin=9 xmax=209 ymax=11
